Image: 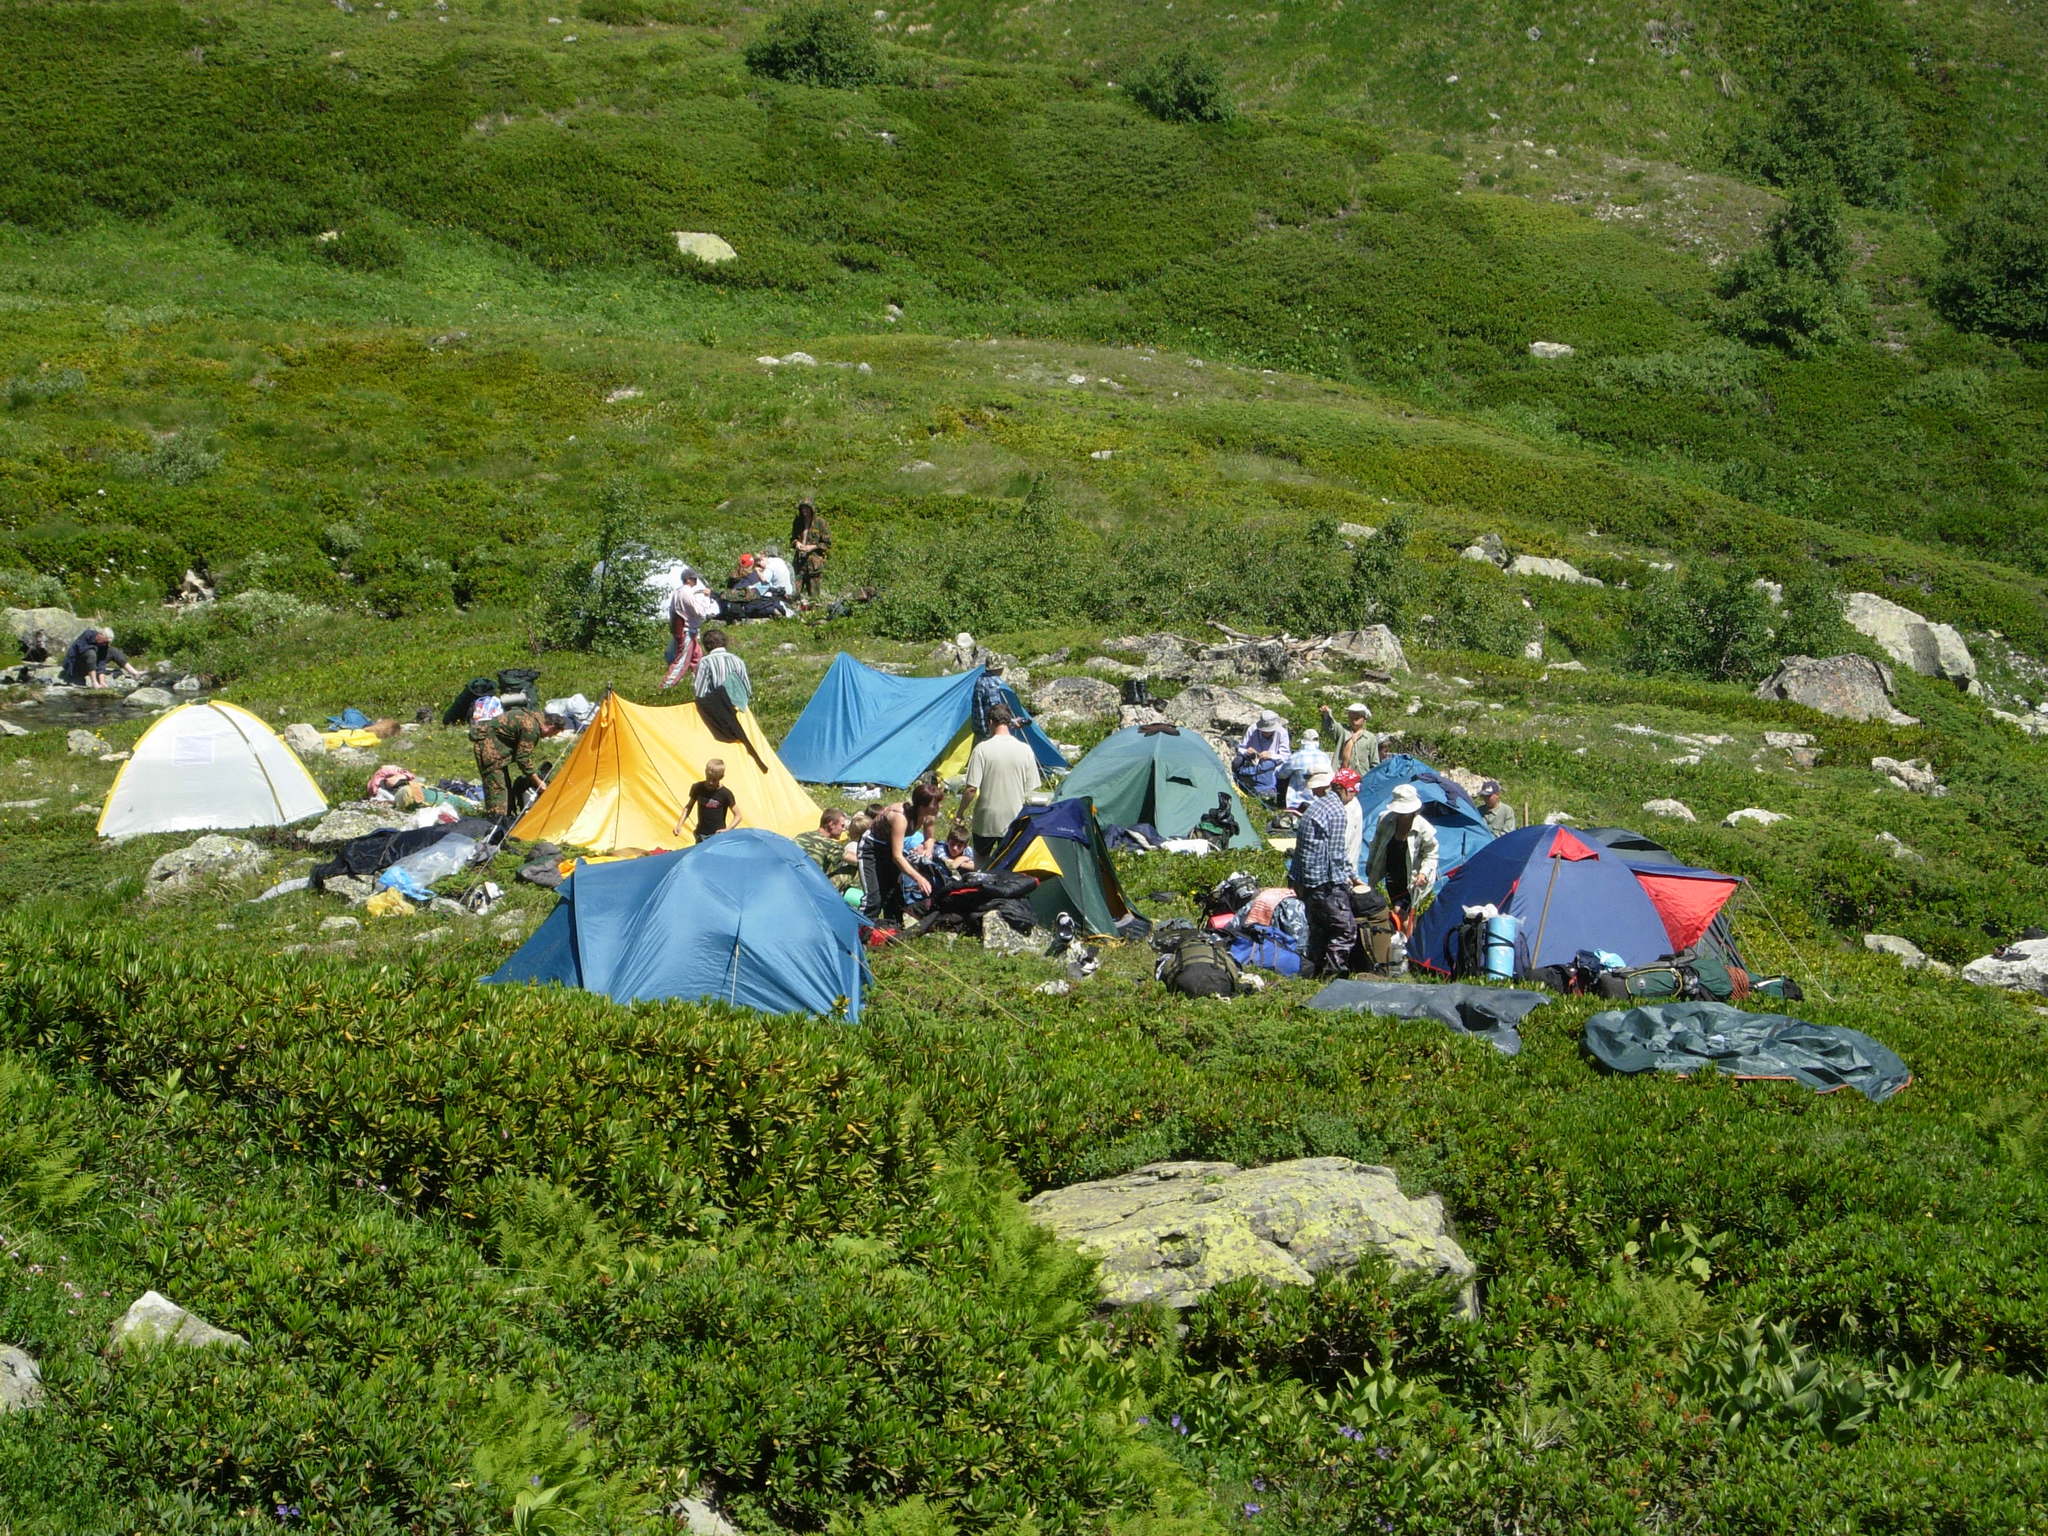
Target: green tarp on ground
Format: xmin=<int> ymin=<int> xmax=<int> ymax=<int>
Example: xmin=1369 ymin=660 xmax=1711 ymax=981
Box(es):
xmin=1307 ymin=979 xmax=1547 ymax=1056
xmin=1585 ymin=1002 xmax=1910 ymax=1102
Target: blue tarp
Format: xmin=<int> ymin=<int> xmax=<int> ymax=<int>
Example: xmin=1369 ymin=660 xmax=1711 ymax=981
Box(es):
xmin=485 ymin=828 xmax=871 ymax=1020
xmin=778 ymin=653 xmax=1067 ymax=787
xmin=1352 ymin=753 xmax=1494 ymax=890
xmin=1411 ymin=823 xmax=1686 ymax=978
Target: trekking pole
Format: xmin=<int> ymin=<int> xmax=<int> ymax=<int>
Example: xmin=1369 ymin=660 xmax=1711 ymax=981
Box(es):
xmin=1744 ymin=883 xmax=1836 ymax=1004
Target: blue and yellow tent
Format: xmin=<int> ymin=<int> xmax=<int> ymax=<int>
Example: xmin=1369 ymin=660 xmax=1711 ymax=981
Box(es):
xmin=985 ymin=799 xmax=1146 ymax=938
xmin=779 ymin=653 xmax=1066 ymax=787
xmin=486 ymin=828 xmax=870 ymax=1019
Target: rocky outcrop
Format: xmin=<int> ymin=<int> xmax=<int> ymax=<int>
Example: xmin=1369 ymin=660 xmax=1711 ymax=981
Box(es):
xmin=1164 ymin=684 xmax=1266 ymax=737
xmin=0 ymin=1347 xmax=42 ymax=1413
xmin=1461 ymin=532 xmax=1509 ymax=568
xmin=3 ymin=607 xmax=92 ymax=647
xmin=1026 ymin=1158 xmax=1476 ymax=1315
xmin=1872 ymin=756 xmax=1944 ymax=796
xmin=1754 ymin=655 xmax=1916 ymax=725
xmin=1104 ymin=633 xmax=1197 ymax=681
xmin=1642 ymin=799 xmax=1695 ymax=822
xmin=122 ymin=686 xmax=176 ymax=710
xmin=108 ymin=1291 xmax=249 ymax=1354
xmin=1841 ymin=593 xmax=1976 ymax=692
xmin=1507 ymin=555 xmax=1602 ymax=586
xmin=1962 ymin=938 xmax=2048 ymax=996
xmin=1322 ymin=626 xmax=1410 ymax=674
xmin=145 ymin=836 xmax=267 ymax=896
xmin=1033 ymin=675 xmax=1120 ymax=723
xmin=1723 ymin=807 xmax=1787 ymax=828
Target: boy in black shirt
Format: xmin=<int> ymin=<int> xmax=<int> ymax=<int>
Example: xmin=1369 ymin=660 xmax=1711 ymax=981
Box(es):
xmin=678 ymin=758 xmax=741 ymax=842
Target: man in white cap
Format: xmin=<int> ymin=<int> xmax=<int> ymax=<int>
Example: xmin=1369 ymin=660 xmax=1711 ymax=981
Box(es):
xmin=1234 ymin=709 xmax=1291 ymax=804
xmin=1326 ymin=701 xmax=1379 ymax=773
xmin=1366 ymin=782 xmax=1439 ymax=921
xmin=1289 ymin=769 xmax=1357 ymax=976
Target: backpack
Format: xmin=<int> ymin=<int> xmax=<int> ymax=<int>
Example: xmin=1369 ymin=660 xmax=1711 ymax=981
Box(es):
xmin=1122 ymin=677 xmax=1156 ymax=707
xmin=1156 ymin=936 xmax=1242 ymax=998
xmin=1193 ymin=792 xmax=1242 ymax=850
xmin=1203 ymin=870 xmax=1259 ymax=917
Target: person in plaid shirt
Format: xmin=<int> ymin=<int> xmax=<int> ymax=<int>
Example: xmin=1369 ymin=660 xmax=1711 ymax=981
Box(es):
xmin=1289 ymin=770 xmax=1359 ymax=977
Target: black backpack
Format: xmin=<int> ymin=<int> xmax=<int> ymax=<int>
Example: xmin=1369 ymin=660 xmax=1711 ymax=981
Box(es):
xmin=1156 ymin=936 xmax=1242 ymax=998
xmin=1121 ymin=676 xmax=1156 ymax=707
xmin=1194 ymin=791 xmax=1243 ymax=850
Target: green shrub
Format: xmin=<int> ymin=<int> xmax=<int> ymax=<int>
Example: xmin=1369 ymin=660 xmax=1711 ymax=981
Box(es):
xmin=535 ymin=480 xmax=658 ymax=656
xmin=1627 ymin=565 xmax=1780 ymax=681
xmin=2 ymin=366 xmax=86 ymax=409
xmin=0 ymin=567 xmax=71 ymax=608
xmin=1931 ymin=166 xmax=2048 ymax=342
xmin=1124 ymin=47 xmax=1237 ymax=126
xmin=1717 ymin=186 xmax=1866 ymax=355
xmin=744 ymin=1 xmax=882 ymax=89
xmin=111 ymin=431 xmax=222 ymax=486
xmin=1735 ymin=66 xmax=1911 ymax=208
xmin=314 ymin=221 xmax=406 ymax=274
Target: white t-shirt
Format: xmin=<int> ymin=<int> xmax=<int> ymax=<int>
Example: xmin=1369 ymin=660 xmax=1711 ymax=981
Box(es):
xmin=758 ymin=556 xmax=795 ymax=595
xmin=964 ymin=732 xmax=1042 ymax=839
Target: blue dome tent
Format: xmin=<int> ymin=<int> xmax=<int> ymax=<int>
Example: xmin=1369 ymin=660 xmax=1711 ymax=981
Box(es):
xmin=486 ymin=828 xmax=871 ymax=1020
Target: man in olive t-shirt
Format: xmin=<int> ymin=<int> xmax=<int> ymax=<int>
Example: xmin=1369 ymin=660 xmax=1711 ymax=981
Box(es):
xmin=959 ymin=706 xmax=1042 ymax=862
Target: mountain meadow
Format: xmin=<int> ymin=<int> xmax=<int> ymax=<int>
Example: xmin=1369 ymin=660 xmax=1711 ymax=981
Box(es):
xmin=2 ymin=0 xmax=2047 ymax=1532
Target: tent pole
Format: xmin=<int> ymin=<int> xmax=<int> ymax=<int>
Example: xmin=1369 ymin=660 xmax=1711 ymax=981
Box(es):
xmin=1743 ymin=883 xmax=1837 ymax=1004
xmin=1527 ymin=845 xmax=1564 ymax=969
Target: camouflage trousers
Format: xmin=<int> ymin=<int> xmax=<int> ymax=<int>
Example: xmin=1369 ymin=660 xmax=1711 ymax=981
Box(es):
xmin=471 ymin=727 xmax=523 ymax=816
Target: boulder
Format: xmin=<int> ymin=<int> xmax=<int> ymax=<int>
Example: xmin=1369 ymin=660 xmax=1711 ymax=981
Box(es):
xmin=0 ymin=717 xmax=25 ymax=738
xmin=109 ymin=1291 xmax=249 ymax=1354
xmin=1117 ymin=703 xmax=1171 ymax=730
xmin=66 ymin=728 xmax=109 ymax=756
xmin=1164 ymin=683 xmax=1265 ymax=735
xmin=1461 ymin=532 xmax=1509 ymax=568
xmin=1104 ymin=632 xmax=1196 ymax=680
xmin=172 ymin=674 xmax=203 ymax=692
xmin=1763 ymin=731 xmax=1814 ymax=750
xmin=1962 ymin=938 xmax=2048 ymax=995
xmin=1026 ymin=1158 xmax=1476 ymax=1315
xmin=1754 ymin=654 xmax=1916 ymax=725
xmin=145 ymin=836 xmax=267 ymax=895
xmin=3 ymin=607 xmax=92 ymax=647
xmin=1083 ymin=656 xmax=1144 ymax=680
xmin=1322 ymin=625 xmax=1410 ymax=674
xmin=1873 ymin=831 xmax=1923 ymax=863
xmin=302 ymin=805 xmax=410 ymax=845
xmin=0 ymin=1347 xmax=42 ymax=1414
xmin=1991 ymin=707 xmax=2048 ymax=738
xmin=1545 ymin=659 xmax=1587 ymax=674
xmin=282 ymin=723 xmax=326 ymax=757
xmin=1529 ymin=341 xmax=1575 ymax=359
xmin=1872 ymin=756 xmax=1944 ymax=796
xmin=1642 ymin=799 xmax=1695 ymax=822
xmin=672 ymin=231 xmax=737 ymax=265
xmin=1723 ymin=807 xmax=1786 ymax=828
xmin=1841 ymin=593 xmax=1977 ymax=692
xmin=1033 ymin=675 xmax=1120 ymax=723
xmin=1336 ymin=522 xmax=1378 ymax=545
xmin=1506 ymin=555 xmax=1603 ymax=586
xmin=981 ymin=910 xmax=1045 ymax=956
xmin=1864 ymin=933 xmax=1930 ymax=970
xmin=1190 ymin=637 xmax=1316 ymax=685
xmin=323 ymin=873 xmax=378 ymax=905
xmin=122 ymin=686 xmax=176 ymax=710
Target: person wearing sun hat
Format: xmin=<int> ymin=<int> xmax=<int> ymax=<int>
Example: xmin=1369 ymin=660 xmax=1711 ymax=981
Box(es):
xmin=1366 ymin=781 xmax=1439 ymax=920
xmin=1319 ymin=700 xmax=1380 ymax=773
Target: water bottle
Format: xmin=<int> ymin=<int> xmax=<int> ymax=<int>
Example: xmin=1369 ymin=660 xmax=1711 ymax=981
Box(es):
xmin=1389 ymin=930 xmax=1407 ymax=975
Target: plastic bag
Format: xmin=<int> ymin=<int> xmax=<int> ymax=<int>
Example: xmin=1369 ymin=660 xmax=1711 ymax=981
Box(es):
xmin=382 ymin=834 xmax=479 ymax=892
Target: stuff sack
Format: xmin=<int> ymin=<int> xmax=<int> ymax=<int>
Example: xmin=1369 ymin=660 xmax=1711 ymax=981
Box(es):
xmin=1230 ymin=929 xmax=1306 ymax=977
xmin=1157 ymin=936 xmax=1242 ymax=998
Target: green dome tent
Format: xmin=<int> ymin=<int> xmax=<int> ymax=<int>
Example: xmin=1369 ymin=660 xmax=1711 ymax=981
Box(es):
xmin=1056 ymin=724 xmax=1264 ymax=851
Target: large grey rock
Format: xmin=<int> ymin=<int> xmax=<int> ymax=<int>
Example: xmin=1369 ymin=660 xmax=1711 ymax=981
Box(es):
xmin=672 ymin=231 xmax=737 ymax=265
xmin=301 ymin=805 xmax=409 ymax=845
xmin=1642 ymin=798 xmax=1695 ymax=822
xmin=981 ymin=910 xmax=1045 ymax=956
xmin=1872 ymin=756 xmax=1944 ymax=796
xmin=1962 ymin=938 xmax=2048 ymax=995
xmin=281 ymin=722 xmax=326 ymax=757
xmin=1722 ymin=807 xmax=1786 ymax=828
xmin=1864 ymin=933 xmax=1930 ymax=970
xmin=1104 ymin=632 xmax=1197 ymax=680
xmin=1507 ymin=555 xmax=1602 ymax=586
xmin=1191 ymin=637 xmax=1317 ymax=684
xmin=145 ymin=836 xmax=267 ymax=895
xmin=1842 ymin=593 xmax=1976 ymax=692
xmin=1033 ymin=675 xmax=1121 ymax=723
xmin=4 ymin=607 xmax=91 ymax=646
xmin=1755 ymin=654 xmax=1916 ymax=725
xmin=0 ymin=1347 xmax=42 ymax=1413
xmin=109 ymin=1291 xmax=248 ymax=1354
xmin=67 ymin=728 xmax=109 ymax=756
xmin=0 ymin=717 xmax=26 ymax=738
xmin=1026 ymin=1158 xmax=1476 ymax=1314
xmin=1873 ymin=831 xmax=1924 ymax=863
xmin=1461 ymin=532 xmax=1509 ymax=568
xmin=1164 ymin=683 xmax=1265 ymax=735
xmin=122 ymin=686 xmax=176 ymax=710
xmin=1322 ymin=625 xmax=1410 ymax=674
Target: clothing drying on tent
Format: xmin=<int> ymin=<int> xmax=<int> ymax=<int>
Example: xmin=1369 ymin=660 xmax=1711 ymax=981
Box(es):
xmin=779 ymin=654 xmax=1066 ymax=787
xmin=1057 ymin=725 xmax=1264 ymax=851
xmin=1351 ymin=754 xmax=1495 ymax=889
xmin=1412 ymin=824 xmax=1738 ymax=980
xmin=1581 ymin=827 xmax=1749 ymax=971
xmin=487 ymin=828 xmax=870 ymax=1019
xmin=1584 ymin=1002 xmax=1909 ymax=1102
xmin=984 ymin=799 xmax=1147 ymax=938
xmin=98 ymin=701 xmax=329 ymax=839
xmin=511 ymin=693 xmax=817 ymax=853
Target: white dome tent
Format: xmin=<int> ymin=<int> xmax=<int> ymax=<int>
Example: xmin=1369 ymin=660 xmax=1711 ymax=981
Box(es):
xmin=98 ymin=701 xmax=329 ymax=840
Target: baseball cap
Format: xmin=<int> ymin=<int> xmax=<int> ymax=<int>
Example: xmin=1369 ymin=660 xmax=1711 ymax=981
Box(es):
xmin=1301 ymin=728 xmax=1320 ymax=744
xmin=1388 ymin=785 xmax=1423 ymax=814
xmin=1480 ymin=779 xmax=1502 ymax=796
xmin=738 ymin=553 xmax=756 ymax=568
xmin=1344 ymin=701 xmax=1369 ymax=716
xmin=1332 ymin=768 xmax=1362 ymax=791
xmin=1307 ymin=771 xmax=1334 ymax=790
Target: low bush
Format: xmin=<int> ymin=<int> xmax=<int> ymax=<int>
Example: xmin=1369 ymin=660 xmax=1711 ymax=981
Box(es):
xmin=1716 ymin=186 xmax=1867 ymax=355
xmin=534 ymin=481 xmax=659 ymax=655
xmin=1734 ymin=65 xmax=1911 ymax=209
xmin=744 ymin=0 xmax=883 ymax=89
xmin=1932 ymin=165 xmax=2048 ymax=342
xmin=1124 ymin=47 xmax=1237 ymax=126
xmin=2 ymin=366 xmax=86 ymax=409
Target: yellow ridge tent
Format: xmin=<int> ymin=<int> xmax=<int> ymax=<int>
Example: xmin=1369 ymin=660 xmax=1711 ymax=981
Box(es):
xmin=511 ymin=693 xmax=819 ymax=853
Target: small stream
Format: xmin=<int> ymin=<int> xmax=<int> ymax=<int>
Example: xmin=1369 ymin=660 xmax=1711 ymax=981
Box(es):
xmin=0 ymin=688 xmax=209 ymax=733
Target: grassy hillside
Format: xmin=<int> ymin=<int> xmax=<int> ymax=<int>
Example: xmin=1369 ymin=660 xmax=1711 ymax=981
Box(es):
xmin=4 ymin=0 xmax=2048 ymax=1530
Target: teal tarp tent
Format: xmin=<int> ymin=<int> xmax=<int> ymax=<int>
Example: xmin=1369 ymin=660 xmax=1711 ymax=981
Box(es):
xmin=1057 ymin=725 xmax=1264 ymax=850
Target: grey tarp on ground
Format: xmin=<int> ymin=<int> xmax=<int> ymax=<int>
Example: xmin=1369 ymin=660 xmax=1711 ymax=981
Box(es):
xmin=1307 ymin=979 xmax=1549 ymax=1056
xmin=1583 ymin=1001 xmax=1910 ymax=1103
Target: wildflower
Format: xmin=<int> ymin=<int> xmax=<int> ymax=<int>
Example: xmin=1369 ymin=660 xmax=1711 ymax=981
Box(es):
xmin=1336 ymin=1425 xmax=1364 ymax=1441
xmin=1375 ymin=1445 xmax=1394 ymax=1461
xmin=1251 ymin=1478 xmax=1266 ymax=1491
xmin=1134 ymin=1416 xmax=1150 ymax=1427
xmin=1170 ymin=1413 xmax=1186 ymax=1435
xmin=274 ymin=1504 xmax=302 ymax=1524
xmin=1242 ymin=1504 xmax=1262 ymax=1518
